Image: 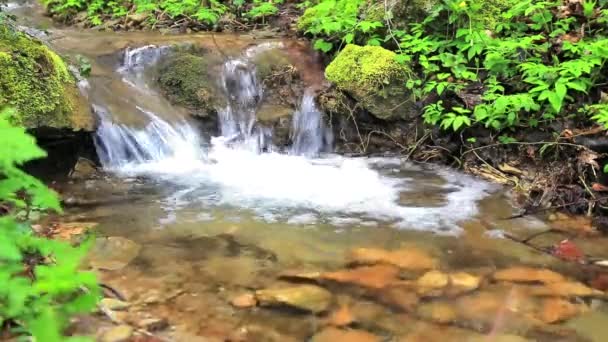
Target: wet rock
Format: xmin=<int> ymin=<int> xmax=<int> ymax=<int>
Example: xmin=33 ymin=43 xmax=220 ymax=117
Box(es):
xmin=321 ymin=264 xmax=401 ymax=289
xmin=448 ymin=272 xmax=482 ymax=295
xmin=416 ymin=270 xmax=449 ymax=297
xmin=311 ymin=327 xmax=381 ymax=342
xmin=230 ymin=293 xmax=257 ymax=308
xmin=69 ymin=157 xmax=98 ymax=179
xmin=530 ymin=281 xmax=604 ymax=298
xmin=87 ymin=236 xmax=141 ymax=271
xmin=100 ymin=298 xmax=130 ymax=311
xmin=348 ymin=247 xmax=438 ymax=271
xmin=467 ymin=335 xmax=532 ymax=342
xmin=538 ymin=298 xmax=585 ymax=323
xmin=493 ymin=267 xmax=566 ymax=284
xmin=255 ymin=285 xmax=332 ymax=313
xmin=416 ymin=302 xmax=458 ymax=324
xmin=100 ymin=325 xmax=133 ymax=342
xmin=374 ymin=285 xmax=419 ymax=312
xmin=325 ymin=305 xmax=355 ymax=327
xmin=138 ymin=318 xmax=169 ymax=332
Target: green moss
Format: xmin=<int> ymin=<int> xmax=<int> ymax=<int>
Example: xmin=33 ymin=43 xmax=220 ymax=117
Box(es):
xmin=0 ymin=24 xmax=91 ymax=129
xmin=325 ymin=44 xmax=415 ymax=120
xmin=157 ymin=52 xmax=219 ymax=116
xmin=297 ymin=7 xmax=318 ymax=32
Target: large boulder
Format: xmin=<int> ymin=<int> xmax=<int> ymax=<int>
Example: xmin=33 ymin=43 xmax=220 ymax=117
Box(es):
xmin=325 ymin=44 xmax=415 ymax=120
xmin=0 ymin=24 xmax=93 ymax=130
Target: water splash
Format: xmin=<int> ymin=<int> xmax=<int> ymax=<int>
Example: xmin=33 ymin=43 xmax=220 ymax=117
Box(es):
xmin=93 ymin=105 xmax=203 ymax=169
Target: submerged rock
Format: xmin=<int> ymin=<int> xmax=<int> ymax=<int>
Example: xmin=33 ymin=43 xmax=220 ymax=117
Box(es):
xmin=69 ymin=157 xmax=98 ymax=179
xmin=255 ymin=285 xmax=332 ymax=313
xmin=100 ymin=325 xmax=133 ymax=342
xmin=87 ymin=236 xmax=141 ymax=271
xmin=493 ymin=267 xmax=566 ymax=284
xmin=325 ymin=44 xmax=415 ymax=120
xmin=321 ymin=264 xmax=401 ymax=289
xmin=0 ymin=25 xmax=93 ymax=130
xmin=348 ymin=247 xmax=438 ymax=271
xmin=231 ymin=293 xmax=258 ymax=308
xmin=311 ymin=327 xmax=381 ymax=342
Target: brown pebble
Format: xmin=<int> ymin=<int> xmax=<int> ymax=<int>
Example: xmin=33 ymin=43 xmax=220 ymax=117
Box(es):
xmin=231 ymin=293 xmax=257 ymax=308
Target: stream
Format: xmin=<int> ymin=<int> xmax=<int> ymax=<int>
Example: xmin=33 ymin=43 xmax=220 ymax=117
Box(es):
xmin=7 ymin=1 xmax=608 ymax=341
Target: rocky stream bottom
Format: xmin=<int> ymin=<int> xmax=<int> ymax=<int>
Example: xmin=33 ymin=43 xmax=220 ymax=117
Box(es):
xmin=32 ymin=165 xmax=608 ymax=342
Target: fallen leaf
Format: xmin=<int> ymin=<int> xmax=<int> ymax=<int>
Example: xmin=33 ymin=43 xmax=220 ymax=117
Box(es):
xmin=552 ymin=240 xmax=585 ymax=262
xmin=593 ymin=183 xmax=608 ymax=192
xmin=577 ymin=149 xmax=600 ymax=170
xmin=590 ymin=273 xmax=608 ymax=291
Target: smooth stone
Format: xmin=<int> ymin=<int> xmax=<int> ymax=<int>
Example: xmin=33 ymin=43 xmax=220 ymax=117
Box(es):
xmin=311 ymin=327 xmax=381 ymax=342
xmin=100 ymin=298 xmax=130 ymax=311
xmin=231 ymin=293 xmax=257 ymax=308
xmin=100 ymin=325 xmax=133 ymax=342
xmin=255 ymin=285 xmax=332 ymax=313
xmin=138 ymin=318 xmax=169 ymax=331
xmin=88 ymin=236 xmax=141 ymax=271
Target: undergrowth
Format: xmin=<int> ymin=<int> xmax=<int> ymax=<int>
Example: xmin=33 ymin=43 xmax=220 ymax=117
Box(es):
xmin=301 ymin=0 xmax=608 ymax=136
xmin=42 ymin=0 xmax=285 ymax=27
xmin=0 ymin=107 xmax=100 ymax=341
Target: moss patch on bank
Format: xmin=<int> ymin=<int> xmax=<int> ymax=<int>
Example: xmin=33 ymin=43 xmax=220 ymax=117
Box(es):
xmin=0 ymin=25 xmax=92 ymax=130
xmin=325 ymin=44 xmax=415 ymax=120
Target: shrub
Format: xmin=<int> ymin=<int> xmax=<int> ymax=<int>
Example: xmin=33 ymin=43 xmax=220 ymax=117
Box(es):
xmin=0 ymin=108 xmax=100 ymax=341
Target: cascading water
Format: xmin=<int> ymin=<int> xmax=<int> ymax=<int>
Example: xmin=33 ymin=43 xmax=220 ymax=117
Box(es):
xmin=290 ymin=91 xmax=333 ymax=156
xmin=90 ymin=43 xmax=494 ymax=234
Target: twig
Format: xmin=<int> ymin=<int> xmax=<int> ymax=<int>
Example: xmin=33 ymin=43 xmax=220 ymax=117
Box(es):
xmin=100 ymin=283 xmax=127 ymax=301
xmin=461 ymin=141 xmax=585 ymax=158
xmin=502 ymin=196 xmax=608 ymax=220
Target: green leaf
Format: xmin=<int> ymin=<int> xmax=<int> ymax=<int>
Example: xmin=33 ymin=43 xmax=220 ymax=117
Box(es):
xmin=313 ymin=39 xmax=333 ymax=52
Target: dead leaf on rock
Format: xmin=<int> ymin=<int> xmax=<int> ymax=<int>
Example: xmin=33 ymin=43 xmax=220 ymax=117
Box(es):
xmin=348 ymin=247 xmax=438 ymax=271
xmin=321 ymin=265 xmax=401 ymax=289
xmin=493 ymin=267 xmax=566 ymax=284
xmin=51 ymin=221 xmax=98 ymax=241
xmin=577 ymin=149 xmax=600 ymax=170
xmin=552 ymin=240 xmax=585 ymax=262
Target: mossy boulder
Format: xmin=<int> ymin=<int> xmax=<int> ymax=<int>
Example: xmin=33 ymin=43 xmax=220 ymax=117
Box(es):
xmin=325 ymin=44 xmax=415 ymax=120
xmin=0 ymin=25 xmax=93 ymax=130
xmin=157 ymin=52 xmax=221 ymax=117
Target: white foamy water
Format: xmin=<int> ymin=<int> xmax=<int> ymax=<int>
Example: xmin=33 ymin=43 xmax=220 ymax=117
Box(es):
xmin=92 ymin=44 xmax=496 ymax=234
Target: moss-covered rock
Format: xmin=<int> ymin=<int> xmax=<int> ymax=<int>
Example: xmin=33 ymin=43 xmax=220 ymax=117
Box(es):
xmin=325 ymin=44 xmax=415 ymax=120
xmin=0 ymin=25 xmax=93 ymax=130
xmin=157 ymin=52 xmax=221 ymax=117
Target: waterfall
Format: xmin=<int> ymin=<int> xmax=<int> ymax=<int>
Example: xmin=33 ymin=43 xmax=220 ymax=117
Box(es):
xmin=93 ymin=105 xmax=203 ymax=168
xmin=290 ymin=91 xmax=333 ymax=156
